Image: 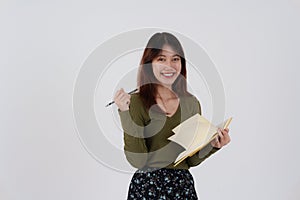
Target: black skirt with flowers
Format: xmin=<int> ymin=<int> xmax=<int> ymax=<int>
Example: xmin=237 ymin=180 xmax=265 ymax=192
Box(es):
xmin=127 ymin=168 xmax=198 ymax=200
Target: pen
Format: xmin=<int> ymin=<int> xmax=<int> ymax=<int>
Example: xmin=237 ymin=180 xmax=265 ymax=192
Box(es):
xmin=105 ymin=88 xmax=138 ymax=107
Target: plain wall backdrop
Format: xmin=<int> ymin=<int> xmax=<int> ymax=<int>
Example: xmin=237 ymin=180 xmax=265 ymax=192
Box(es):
xmin=1 ymin=0 xmax=299 ymax=199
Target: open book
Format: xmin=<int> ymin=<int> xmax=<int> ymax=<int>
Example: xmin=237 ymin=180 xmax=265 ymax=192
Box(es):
xmin=168 ymin=113 xmax=232 ymax=166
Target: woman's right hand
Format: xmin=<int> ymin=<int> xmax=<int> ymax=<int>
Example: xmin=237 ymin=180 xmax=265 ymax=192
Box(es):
xmin=113 ymin=88 xmax=131 ymax=111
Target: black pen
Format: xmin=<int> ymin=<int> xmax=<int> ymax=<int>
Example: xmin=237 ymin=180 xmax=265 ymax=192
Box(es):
xmin=105 ymin=88 xmax=138 ymax=107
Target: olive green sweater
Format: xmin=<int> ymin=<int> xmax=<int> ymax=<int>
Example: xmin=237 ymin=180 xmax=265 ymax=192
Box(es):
xmin=118 ymin=93 xmax=219 ymax=170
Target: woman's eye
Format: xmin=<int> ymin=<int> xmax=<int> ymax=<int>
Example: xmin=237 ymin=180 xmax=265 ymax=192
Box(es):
xmin=158 ymin=57 xmax=165 ymax=61
xmin=173 ymin=57 xmax=180 ymax=62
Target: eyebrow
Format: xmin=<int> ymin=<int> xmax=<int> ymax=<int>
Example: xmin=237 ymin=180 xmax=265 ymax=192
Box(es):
xmin=157 ymin=54 xmax=180 ymax=57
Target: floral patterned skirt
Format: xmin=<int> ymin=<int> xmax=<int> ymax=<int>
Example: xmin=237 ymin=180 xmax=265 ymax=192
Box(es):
xmin=127 ymin=168 xmax=198 ymax=200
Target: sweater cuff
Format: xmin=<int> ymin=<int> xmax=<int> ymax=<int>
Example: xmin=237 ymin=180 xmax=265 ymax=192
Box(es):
xmin=198 ymin=143 xmax=220 ymax=158
xmin=118 ymin=109 xmax=144 ymax=138
xmin=118 ymin=108 xmax=129 ymax=115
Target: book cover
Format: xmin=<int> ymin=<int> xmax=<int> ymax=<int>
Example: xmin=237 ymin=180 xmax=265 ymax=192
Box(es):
xmin=168 ymin=113 xmax=232 ymax=166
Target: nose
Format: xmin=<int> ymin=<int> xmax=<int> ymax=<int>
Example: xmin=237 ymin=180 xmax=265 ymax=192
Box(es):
xmin=164 ymin=59 xmax=173 ymax=68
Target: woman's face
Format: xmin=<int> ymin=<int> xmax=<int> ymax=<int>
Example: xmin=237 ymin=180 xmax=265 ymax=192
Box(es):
xmin=152 ymin=45 xmax=182 ymax=89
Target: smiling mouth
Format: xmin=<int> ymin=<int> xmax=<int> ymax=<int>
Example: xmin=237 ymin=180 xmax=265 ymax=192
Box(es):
xmin=161 ymin=72 xmax=176 ymax=78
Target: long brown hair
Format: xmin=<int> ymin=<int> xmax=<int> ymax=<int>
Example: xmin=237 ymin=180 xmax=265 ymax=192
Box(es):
xmin=137 ymin=32 xmax=192 ymax=110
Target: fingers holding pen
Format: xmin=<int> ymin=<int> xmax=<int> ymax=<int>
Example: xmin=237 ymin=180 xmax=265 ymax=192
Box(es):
xmin=113 ymin=88 xmax=131 ymax=111
xmin=114 ymin=88 xmax=125 ymax=99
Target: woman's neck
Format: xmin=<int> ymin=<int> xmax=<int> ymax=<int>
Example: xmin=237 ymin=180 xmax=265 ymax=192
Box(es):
xmin=156 ymin=86 xmax=177 ymax=100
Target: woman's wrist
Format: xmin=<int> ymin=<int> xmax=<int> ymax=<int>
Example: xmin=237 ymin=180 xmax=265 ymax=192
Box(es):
xmin=118 ymin=106 xmax=129 ymax=112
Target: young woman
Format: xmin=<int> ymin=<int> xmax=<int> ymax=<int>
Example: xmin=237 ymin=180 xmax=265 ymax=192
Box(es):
xmin=114 ymin=32 xmax=230 ymax=199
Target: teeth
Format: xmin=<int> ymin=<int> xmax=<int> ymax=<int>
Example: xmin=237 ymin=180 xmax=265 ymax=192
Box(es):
xmin=162 ymin=72 xmax=175 ymax=77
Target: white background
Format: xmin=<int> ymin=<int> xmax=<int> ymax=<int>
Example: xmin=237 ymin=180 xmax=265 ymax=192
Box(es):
xmin=1 ymin=0 xmax=300 ymax=199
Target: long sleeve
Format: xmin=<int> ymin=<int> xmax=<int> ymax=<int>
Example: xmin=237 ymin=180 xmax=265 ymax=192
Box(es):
xmin=118 ymin=95 xmax=149 ymax=169
xmin=186 ymin=144 xmax=220 ymax=167
xmin=185 ymin=97 xmax=220 ymax=167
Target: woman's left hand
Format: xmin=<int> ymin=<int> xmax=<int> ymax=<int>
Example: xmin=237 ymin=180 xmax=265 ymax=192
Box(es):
xmin=211 ymin=128 xmax=231 ymax=148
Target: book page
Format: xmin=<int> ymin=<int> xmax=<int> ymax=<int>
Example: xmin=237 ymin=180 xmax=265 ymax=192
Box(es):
xmin=170 ymin=114 xmax=218 ymax=148
xmin=168 ymin=114 xmax=201 ymax=149
xmin=171 ymin=114 xmax=232 ymax=165
xmin=189 ymin=123 xmax=218 ymax=149
xmin=174 ymin=126 xmax=218 ymax=163
xmin=186 ymin=118 xmax=231 ymax=156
